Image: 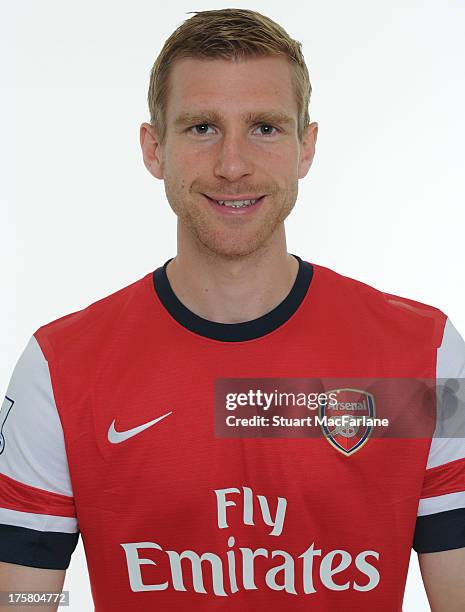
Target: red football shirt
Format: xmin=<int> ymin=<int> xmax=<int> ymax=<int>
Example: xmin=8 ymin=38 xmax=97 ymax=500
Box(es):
xmin=1 ymin=254 xmax=464 ymax=611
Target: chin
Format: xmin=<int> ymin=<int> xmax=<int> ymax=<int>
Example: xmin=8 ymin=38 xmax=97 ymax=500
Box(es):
xmin=180 ymin=205 xmax=285 ymax=258
xmin=198 ymin=240 xmax=257 ymax=259
xmin=198 ymin=231 xmax=274 ymax=259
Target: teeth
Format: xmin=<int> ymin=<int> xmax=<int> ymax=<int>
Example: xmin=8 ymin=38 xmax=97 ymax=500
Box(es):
xmin=216 ymin=199 xmax=257 ymax=208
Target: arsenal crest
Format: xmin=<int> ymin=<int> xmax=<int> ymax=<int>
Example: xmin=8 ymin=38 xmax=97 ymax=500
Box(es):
xmin=319 ymin=388 xmax=375 ymax=456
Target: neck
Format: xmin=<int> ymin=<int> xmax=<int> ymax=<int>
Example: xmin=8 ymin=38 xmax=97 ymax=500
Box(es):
xmin=165 ymin=228 xmax=299 ymax=324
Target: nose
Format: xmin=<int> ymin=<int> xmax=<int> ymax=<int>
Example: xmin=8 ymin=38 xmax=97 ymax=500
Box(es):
xmin=213 ymin=131 xmax=254 ymax=182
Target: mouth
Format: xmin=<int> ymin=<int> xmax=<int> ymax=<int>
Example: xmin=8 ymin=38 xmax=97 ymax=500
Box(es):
xmin=202 ymin=194 xmax=266 ymax=209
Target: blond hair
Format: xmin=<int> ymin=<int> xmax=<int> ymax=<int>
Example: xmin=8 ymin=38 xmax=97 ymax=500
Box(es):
xmin=147 ymin=8 xmax=312 ymax=144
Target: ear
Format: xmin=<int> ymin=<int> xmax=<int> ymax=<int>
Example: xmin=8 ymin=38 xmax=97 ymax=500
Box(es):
xmin=140 ymin=122 xmax=165 ymax=179
xmin=298 ymin=121 xmax=318 ymax=179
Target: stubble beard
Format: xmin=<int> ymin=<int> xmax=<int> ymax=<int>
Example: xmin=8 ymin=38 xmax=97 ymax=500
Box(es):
xmin=164 ymin=179 xmax=298 ymax=259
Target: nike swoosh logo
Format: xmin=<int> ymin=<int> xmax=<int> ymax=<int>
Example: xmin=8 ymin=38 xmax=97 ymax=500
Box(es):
xmin=107 ymin=411 xmax=172 ymax=444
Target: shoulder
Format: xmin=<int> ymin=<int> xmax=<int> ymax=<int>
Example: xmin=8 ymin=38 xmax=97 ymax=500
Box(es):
xmin=310 ymin=262 xmax=448 ymax=348
xmin=33 ymin=272 xmax=152 ymax=362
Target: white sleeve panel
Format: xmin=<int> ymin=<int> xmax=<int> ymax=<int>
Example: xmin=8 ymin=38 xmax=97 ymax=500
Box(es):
xmin=437 ymin=318 xmax=465 ymax=379
xmin=426 ymin=317 xmax=465 ymax=470
xmin=0 ymin=335 xmax=73 ymax=497
xmin=0 ymin=336 xmax=79 ymax=568
xmin=417 ymin=318 xmax=465 ymax=519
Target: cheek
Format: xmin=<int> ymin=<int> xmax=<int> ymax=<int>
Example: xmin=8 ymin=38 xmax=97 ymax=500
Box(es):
xmin=262 ymin=149 xmax=300 ymax=183
xmin=163 ymin=150 xmax=189 ymax=183
xmin=164 ymin=161 xmax=199 ymax=198
xmin=169 ymin=147 xmax=206 ymax=180
xmin=257 ymin=139 xmax=300 ymax=164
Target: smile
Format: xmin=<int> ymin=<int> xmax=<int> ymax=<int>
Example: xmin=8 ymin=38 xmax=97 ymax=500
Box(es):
xmin=203 ymin=195 xmax=266 ymax=209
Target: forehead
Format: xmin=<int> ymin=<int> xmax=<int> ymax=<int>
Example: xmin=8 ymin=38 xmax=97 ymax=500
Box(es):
xmin=165 ymin=55 xmax=298 ymax=120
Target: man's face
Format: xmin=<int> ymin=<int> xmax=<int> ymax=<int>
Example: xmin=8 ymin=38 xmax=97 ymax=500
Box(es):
xmin=141 ymin=55 xmax=318 ymax=258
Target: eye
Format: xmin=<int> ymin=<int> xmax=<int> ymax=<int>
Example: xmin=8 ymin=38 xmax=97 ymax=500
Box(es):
xmin=188 ymin=124 xmax=215 ymax=135
xmin=254 ymin=124 xmax=279 ymax=136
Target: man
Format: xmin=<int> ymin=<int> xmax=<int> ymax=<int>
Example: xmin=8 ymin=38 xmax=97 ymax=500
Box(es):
xmin=0 ymin=8 xmax=464 ymax=611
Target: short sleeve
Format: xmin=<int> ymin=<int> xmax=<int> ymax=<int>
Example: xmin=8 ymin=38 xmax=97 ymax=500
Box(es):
xmin=0 ymin=335 xmax=79 ymax=569
xmin=413 ymin=318 xmax=465 ymax=553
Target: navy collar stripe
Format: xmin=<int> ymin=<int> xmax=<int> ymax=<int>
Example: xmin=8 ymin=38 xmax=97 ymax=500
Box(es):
xmin=152 ymin=254 xmax=313 ymax=342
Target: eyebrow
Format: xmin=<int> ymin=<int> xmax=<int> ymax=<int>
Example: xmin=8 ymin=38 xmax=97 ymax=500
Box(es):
xmin=173 ymin=110 xmax=296 ymax=128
